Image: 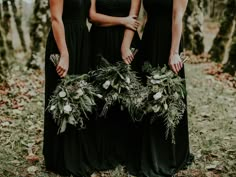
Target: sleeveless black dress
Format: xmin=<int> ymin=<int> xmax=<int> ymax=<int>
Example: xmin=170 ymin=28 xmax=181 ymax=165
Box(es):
xmin=44 ymin=0 xmax=91 ymax=176
xmin=137 ymin=0 xmax=193 ymax=176
xmin=89 ymin=0 xmax=141 ymax=174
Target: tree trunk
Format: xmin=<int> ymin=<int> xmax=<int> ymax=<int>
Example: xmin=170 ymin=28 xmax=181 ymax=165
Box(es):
xmin=183 ymin=0 xmax=204 ymax=54
xmin=183 ymin=0 xmax=194 ymax=50
xmin=27 ymin=0 xmax=50 ymax=69
xmin=2 ymin=0 xmax=14 ymax=53
xmin=10 ymin=0 xmax=27 ymax=52
xmin=209 ymin=0 xmax=236 ymax=62
xmin=192 ymin=0 xmax=205 ymax=54
xmin=0 ymin=3 xmax=9 ymax=82
xmin=223 ymin=20 xmax=236 ymax=75
xmin=210 ymin=0 xmax=216 ymax=18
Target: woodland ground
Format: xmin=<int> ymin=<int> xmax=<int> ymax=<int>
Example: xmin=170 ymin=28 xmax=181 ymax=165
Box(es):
xmin=0 ymin=57 xmax=235 ymax=177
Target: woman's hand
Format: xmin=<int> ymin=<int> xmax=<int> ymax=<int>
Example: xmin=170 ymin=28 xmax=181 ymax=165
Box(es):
xmin=122 ymin=15 xmax=139 ymax=31
xmin=121 ymin=45 xmax=134 ymax=65
xmin=168 ymin=53 xmax=183 ymax=74
xmin=56 ymin=53 xmax=69 ymax=78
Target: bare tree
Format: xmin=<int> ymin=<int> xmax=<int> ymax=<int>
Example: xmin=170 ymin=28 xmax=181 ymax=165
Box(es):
xmin=10 ymin=0 xmax=27 ymax=52
xmin=209 ymin=0 xmax=236 ymax=62
xmin=183 ymin=0 xmax=204 ymax=54
xmin=223 ymin=19 xmax=236 ymax=75
xmin=2 ymin=0 xmax=13 ymax=53
xmin=0 ymin=2 xmax=9 ymax=82
xmin=27 ymin=0 xmax=50 ymax=69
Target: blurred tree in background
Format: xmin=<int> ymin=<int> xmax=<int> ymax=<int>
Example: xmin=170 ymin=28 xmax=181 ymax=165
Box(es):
xmin=0 ymin=1 xmax=9 ymax=82
xmin=10 ymin=0 xmax=27 ymax=52
xmin=27 ymin=0 xmax=50 ymax=69
xmin=184 ymin=0 xmax=205 ymax=55
xmin=209 ymin=0 xmax=236 ymax=63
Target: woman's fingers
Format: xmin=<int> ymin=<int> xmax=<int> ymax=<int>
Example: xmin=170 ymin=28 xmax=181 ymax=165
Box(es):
xmin=135 ymin=21 xmax=140 ymax=26
xmin=124 ymin=59 xmax=129 ymax=65
xmin=130 ymin=25 xmax=136 ymax=31
xmin=178 ymin=62 xmax=182 ymax=72
xmin=130 ymin=15 xmax=137 ymax=19
xmin=58 ymin=70 xmax=64 ymax=77
xmin=170 ymin=64 xmax=177 ymax=74
xmin=175 ymin=63 xmax=180 ymax=73
xmin=56 ymin=66 xmax=62 ymax=73
xmin=62 ymin=71 xmax=67 ymax=78
xmin=56 ymin=65 xmax=67 ymax=78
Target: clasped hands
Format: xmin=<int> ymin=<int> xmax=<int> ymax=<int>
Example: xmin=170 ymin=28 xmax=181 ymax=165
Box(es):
xmin=121 ymin=15 xmax=140 ymax=65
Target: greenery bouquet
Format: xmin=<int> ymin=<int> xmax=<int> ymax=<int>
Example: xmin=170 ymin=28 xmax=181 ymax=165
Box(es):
xmin=89 ymin=58 xmax=148 ymax=122
xmin=48 ymin=54 xmax=102 ymax=133
xmin=142 ymin=59 xmax=188 ymax=143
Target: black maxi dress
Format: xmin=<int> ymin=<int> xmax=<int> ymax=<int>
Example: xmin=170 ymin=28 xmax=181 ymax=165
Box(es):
xmin=137 ymin=0 xmax=193 ymax=176
xmin=43 ymin=0 xmax=92 ymax=176
xmin=89 ymin=0 xmax=141 ymax=174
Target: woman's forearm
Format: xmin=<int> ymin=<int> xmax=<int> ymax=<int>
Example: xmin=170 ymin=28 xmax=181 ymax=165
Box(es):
xmin=170 ymin=0 xmax=188 ymax=56
xmin=50 ymin=0 xmax=68 ymax=57
xmin=89 ymin=11 xmax=126 ymax=27
xmin=121 ymin=0 xmax=141 ymax=49
xmin=170 ymin=13 xmax=183 ymax=55
xmin=51 ymin=18 xmax=68 ymax=56
xmin=89 ymin=0 xmax=127 ymax=27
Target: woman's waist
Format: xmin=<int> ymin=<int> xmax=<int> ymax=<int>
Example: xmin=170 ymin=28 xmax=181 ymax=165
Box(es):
xmin=90 ymin=25 xmax=125 ymax=32
xmin=62 ymin=18 xmax=87 ymax=26
xmin=147 ymin=13 xmax=172 ymax=21
xmin=145 ymin=16 xmax=172 ymax=28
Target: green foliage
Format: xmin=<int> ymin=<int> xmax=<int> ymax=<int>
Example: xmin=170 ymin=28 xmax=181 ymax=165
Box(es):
xmin=90 ymin=59 xmax=148 ymax=121
xmin=143 ymin=63 xmax=186 ymax=143
xmin=48 ymin=54 xmax=101 ymax=133
xmin=48 ymin=56 xmax=187 ymax=142
xmin=48 ymin=74 xmax=100 ymax=133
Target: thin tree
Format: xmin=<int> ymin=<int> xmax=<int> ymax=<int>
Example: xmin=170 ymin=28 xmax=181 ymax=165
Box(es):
xmin=2 ymin=0 xmax=14 ymax=53
xmin=27 ymin=0 xmax=50 ymax=69
xmin=183 ymin=0 xmax=204 ymax=54
xmin=209 ymin=0 xmax=236 ymax=62
xmin=0 ymin=2 xmax=9 ymax=82
xmin=10 ymin=0 xmax=27 ymax=52
xmin=223 ymin=29 xmax=236 ymax=75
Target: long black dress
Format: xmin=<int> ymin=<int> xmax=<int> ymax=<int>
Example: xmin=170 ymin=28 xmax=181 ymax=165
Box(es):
xmin=89 ymin=0 xmax=141 ymax=174
xmin=44 ymin=0 xmax=91 ymax=176
xmin=138 ymin=0 xmax=193 ymax=176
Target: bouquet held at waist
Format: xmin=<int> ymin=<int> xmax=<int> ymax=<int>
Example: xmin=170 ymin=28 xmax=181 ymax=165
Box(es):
xmin=48 ymin=53 xmax=189 ymax=143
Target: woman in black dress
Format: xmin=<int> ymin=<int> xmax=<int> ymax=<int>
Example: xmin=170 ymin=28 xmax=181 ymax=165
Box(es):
xmin=44 ymin=0 xmax=91 ymax=176
xmin=88 ymin=0 xmax=141 ymax=174
xmin=139 ymin=0 xmax=193 ymax=176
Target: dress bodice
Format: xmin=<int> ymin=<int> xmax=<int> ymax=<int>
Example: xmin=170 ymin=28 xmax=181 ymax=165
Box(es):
xmin=96 ymin=0 xmax=131 ymax=17
xmin=143 ymin=0 xmax=173 ymax=19
xmin=62 ymin=0 xmax=90 ymax=22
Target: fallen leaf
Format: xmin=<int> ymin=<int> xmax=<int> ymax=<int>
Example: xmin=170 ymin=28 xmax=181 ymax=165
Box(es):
xmin=26 ymin=154 xmax=40 ymax=163
xmin=27 ymin=166 xmax=38 ymax=174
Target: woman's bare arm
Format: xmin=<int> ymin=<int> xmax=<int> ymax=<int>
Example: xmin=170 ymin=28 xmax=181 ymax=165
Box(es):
xmin=169 ymin=0 xmax=188 ymax=74
xmin=50 ymin=0 xmax=69 ymax=77
xmin=121 ymin=0 xmax=141 ymax=64
xmin=89 ymin=0 xmax=139 ymax=30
